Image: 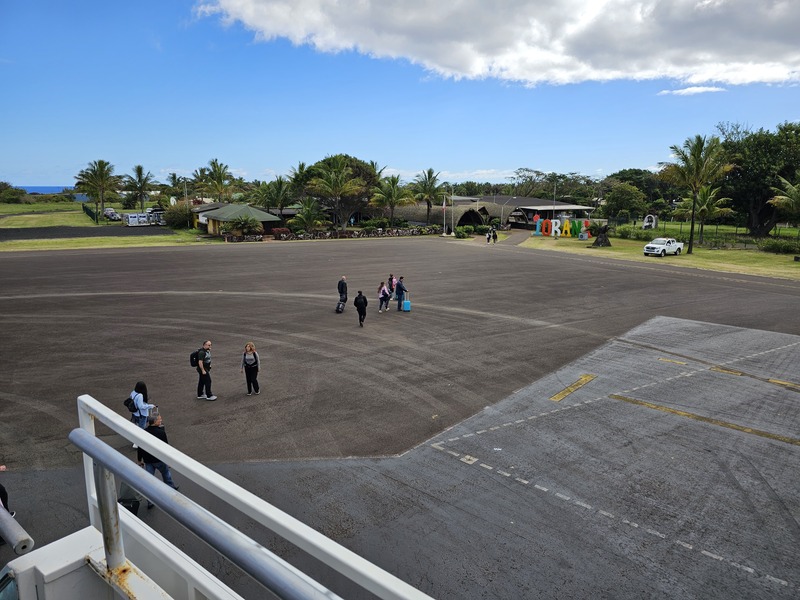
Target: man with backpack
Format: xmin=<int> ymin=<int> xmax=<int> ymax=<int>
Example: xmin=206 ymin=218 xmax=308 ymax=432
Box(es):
xmin=193 ymin=340 xmax=217 ymax=401
xmin=353 ymin=290 xmax=368 ymax=327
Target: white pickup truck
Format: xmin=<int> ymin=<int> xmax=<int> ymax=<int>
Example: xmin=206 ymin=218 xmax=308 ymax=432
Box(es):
xmin=643 ymin=237 xmax=684 ymax=257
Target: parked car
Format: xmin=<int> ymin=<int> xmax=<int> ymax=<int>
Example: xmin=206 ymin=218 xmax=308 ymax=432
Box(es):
xmin=103 ymin=208 xmax=121 ymax=221
xmin=643 ymin=238 xmax=684 ymax=257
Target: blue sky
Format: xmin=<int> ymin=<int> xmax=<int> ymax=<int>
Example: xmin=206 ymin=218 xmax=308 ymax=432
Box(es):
xmin=2 ymin=1 xmax=799 ymax=186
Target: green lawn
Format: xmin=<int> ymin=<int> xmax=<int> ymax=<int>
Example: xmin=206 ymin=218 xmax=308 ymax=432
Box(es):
xmin=519 ymin=235 xmax=800 ymax=281
xmin=0 ymin=203 xmax=84 ymax=215
xmin=0 ymin=212 xmax=102 ymax=228
xmin=0 ymin=230 xmax=218 ymax=252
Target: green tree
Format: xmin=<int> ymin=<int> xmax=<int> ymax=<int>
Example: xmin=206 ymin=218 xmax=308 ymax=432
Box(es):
xmin=607 ymin=168 xmax=678 ymax=205
xmin=287 ymin=197 xmax=329 ymax=232
xmin=718 ymin=122 xmax=800 ymax=236
xmin=601 ymin=182 xmax=647 ymax=220
xmin=659 ymin=135 xmax=732 ymax=254
xmin=264 ymin=176 xmax=293 ymax=222
xmin=307 ymin=155 xmax=365 ymax=231
xmin=413 ymin=168 xmax=446 ymax=224
xmin=370 ymin=175 xmax=415 ymax=226
xmin=75 ymin=159 xmax=120 ymax=215
xmin=673 ymin=185 xmax=733 ymax=244
xmin=123 ymin=165 xmax=157 ymax=212
xmin=0 ymin=182 xmax=26 ymax=204
xmin=205 ymin=158 xmax=234 ymax=202
xmin=163 ymin=203 xmax=193 ymax=229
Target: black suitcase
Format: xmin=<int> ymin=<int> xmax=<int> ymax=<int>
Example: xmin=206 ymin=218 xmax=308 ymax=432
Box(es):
xmin=336 ymin=301 xmax=345 ymax=313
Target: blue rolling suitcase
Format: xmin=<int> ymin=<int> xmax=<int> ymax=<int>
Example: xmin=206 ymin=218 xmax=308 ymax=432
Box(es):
xmin=402 ymin=292 xmax=411 ymax=312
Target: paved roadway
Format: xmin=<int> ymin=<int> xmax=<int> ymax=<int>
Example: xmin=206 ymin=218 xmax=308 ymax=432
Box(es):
xmin=1 ymin=236 xmax=798 ymax=598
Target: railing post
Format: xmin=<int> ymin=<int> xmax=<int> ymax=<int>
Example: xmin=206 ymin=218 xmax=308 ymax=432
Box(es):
xmin=94 ymin=462 xmax=126 ymax=571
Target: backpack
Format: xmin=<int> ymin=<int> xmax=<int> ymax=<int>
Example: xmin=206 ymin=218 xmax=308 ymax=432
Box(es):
xmin=190 ymin=348 xmax=201 ymax=367
xmin=123 ymin=395 xmax=137 ymax=413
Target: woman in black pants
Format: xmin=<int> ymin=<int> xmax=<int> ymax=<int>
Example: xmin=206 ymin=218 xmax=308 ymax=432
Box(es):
xmin=240 ymin=342 xmax=261 ymax=396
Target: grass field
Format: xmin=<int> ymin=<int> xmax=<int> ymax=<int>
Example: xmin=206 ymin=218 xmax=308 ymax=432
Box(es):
xmin=0 ymin=212 xmax=103 ymax=228
xmin=0 ymin=203 xmax=84 ymax=215
xmin=0 ymin=229 xmax=216 ymax=251
xmin=519 ymin=235 xmax=800 ymax=281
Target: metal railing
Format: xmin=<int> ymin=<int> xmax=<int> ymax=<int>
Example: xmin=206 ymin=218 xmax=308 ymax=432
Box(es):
xmin=0 ymin=507 xmax=33 ymax=556
xmin=76 ymin=394 xmax=434 ymax=600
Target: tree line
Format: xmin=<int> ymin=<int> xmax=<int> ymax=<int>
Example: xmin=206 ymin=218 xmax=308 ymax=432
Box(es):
xmin=3 ymin=121 xmax=798 ymax=243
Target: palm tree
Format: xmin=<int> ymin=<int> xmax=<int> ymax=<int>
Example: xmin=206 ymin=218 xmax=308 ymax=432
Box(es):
xmin=74 ymin=159 xmax=120 ymax=216
xmin=205 ymin=158 xmax=234 ymax=202
xmin=660 ymin=135 xmax=732 ymax=254
xmin=673 ymin=185 xmax=733 ymax=244
xmin=370 ymin=175 xmax=415 ymax=226
xmin=222 ymin=216 xmax=263 ymax=236
xmin=307 ymin=156 xmax=364 ymax=231
xmin=123 ymin=165 xmax=157 ymax=212
xmin=769 ymin=172 xmax=800 ymax=215
xmin=413 ymin=168 xmax=446 ymax=224
xmin=252 ymin=181 xmax=272 ymax=209
xmin=266 ymin=176 xmax=293 ymax=222
xmin=289 ymin=161 xmax=310 ymax=202
xmin=287 ymin=197 xmax=329 ymax=232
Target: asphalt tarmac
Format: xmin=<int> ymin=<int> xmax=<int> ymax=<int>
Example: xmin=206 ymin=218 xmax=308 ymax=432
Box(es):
xmin=1 ymin=235 xmax=798 ymax=598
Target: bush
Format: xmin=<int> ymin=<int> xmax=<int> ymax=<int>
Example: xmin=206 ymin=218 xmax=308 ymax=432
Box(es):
xmin=490 ymin=218 xmax=501 ymax=227
xmin=360 ymin=217 xmax=389 ymax=229
xmin=634 ymin=229 xmax=656 ymax=241
xmin=757 ymin=238 xmax=800 ymax=254
xmin=615 ymin=225 xmax=634 ymax=239
xmin=454 ymin=226 xmax=470 ymax=239
xmin=272 ymin=227 xmax=290 ymax=240
xmin=474 ymin=225 xmax=490 ymax=235
xmin=462 ymin=225 xmax=474 ymax=235
xmin=163 ymin=203 xmax=193 ymax=229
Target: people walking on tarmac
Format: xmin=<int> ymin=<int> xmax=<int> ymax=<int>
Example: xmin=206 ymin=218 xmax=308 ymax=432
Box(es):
xmin=388 ymin=274 xmax=396 ymax=298
xmin=492 ymin=229 xmax=498 ymax=244
xmin=129 ymin=381 xmax=156 ymax=434
xmin=240 ymin=341 xmax=260 ymax=396
xmin=378 ymin=281 xmax=391 ymax=312
xmin=354 ymin=291 xmax=368 ymax=327
xmin=338 ymin=275 xmax=348 ymax=304
xmin=395 ymin=276 xmax=409 ymax=311
xmin=486 ymin=230 xmax=491 ymax=244
xmin=137 ymin=411 xmax=179 ymax=509
xmin=196 ymin=340 xmax=217 ymax=401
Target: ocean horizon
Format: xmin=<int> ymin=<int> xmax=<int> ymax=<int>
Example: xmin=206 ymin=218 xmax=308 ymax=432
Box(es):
xmin=20 ymin=186 xmax=74 ymax=194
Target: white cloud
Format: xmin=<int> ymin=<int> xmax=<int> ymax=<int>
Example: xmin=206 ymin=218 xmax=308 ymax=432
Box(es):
xmin=195 ymin=0 xmax=800 ymax=86
xmin=658 ymin=86 xmax=727 ymax=96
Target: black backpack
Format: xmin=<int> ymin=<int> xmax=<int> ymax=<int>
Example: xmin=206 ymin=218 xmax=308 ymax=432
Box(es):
xmin=123 ymin=395 xmax=137 ymax=413
xmin=190 ymin=348 xmax=201 ymax=367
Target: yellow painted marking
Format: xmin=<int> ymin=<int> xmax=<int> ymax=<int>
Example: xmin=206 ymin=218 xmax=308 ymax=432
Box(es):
xmin=769 ymin=379 xmax=800 ymax=391
xmin=609 ymin=395 xmax=800 ymax=446
xmin=550 ymin=374 xmax=597 ymax=402
xmin=710 ymin=367 xmax=743 ymax=376
xmin=658 ymin=358 xmax=687 ymax=365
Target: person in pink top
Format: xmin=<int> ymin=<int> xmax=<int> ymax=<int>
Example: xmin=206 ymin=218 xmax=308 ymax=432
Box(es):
xmin=377 ymin=281 xmax=390 ymax=312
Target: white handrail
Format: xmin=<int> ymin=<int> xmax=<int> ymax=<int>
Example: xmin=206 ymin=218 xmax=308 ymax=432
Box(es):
xmin=77 ymin=394 xmax=435 ymax=600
